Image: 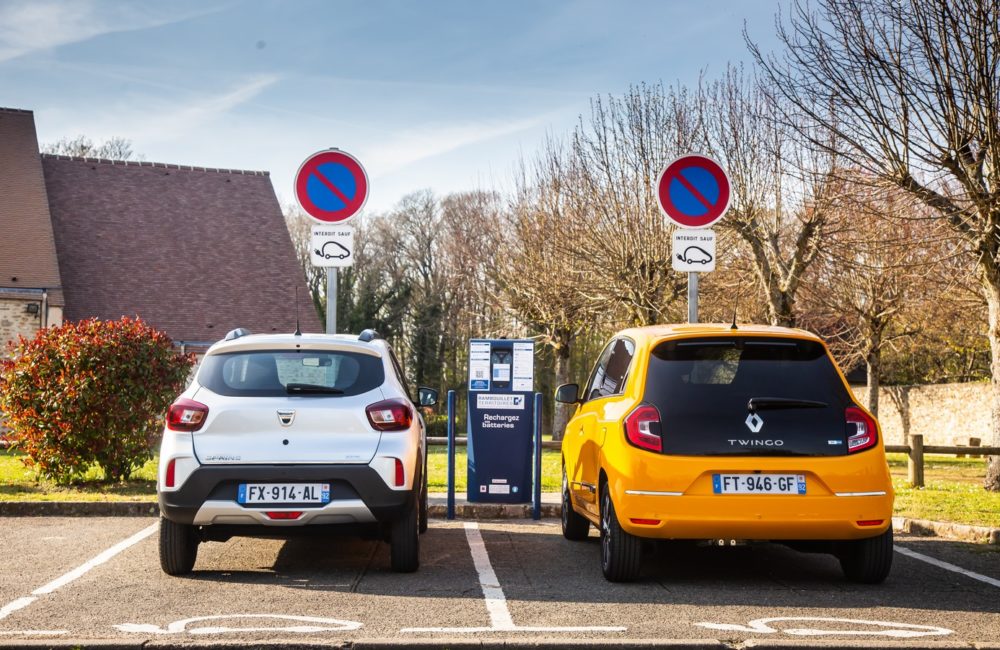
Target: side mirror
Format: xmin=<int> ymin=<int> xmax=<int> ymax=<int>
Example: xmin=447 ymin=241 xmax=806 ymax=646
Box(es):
xmin=554 ymin=383 xmax=580 ymax=404
xmin=417 ymin=387 xmax=439 ymax=407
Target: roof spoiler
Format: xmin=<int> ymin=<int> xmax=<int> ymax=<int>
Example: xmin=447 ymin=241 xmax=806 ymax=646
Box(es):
xmin=223 ymin=328 xmax=252 ymax=342
xmin=358 ymin=329 xmax=381 ymax=342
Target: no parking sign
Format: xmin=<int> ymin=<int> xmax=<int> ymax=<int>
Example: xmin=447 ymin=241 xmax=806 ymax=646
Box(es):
xmin=294 ymin=149 xmax=369 ymax=223
xmin=656 ymin=154 xmax=731 ymax=229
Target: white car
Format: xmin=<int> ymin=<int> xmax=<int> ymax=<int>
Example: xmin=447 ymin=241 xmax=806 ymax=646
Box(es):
xmin=157 ymin=328 xmax=435 ymax=575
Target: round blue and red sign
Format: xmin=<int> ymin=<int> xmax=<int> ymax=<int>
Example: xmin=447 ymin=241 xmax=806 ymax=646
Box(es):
xmin=294 ymin=149 xmax=369 ymax=223
xmin=656 ymin=154 xmax=731 ymax=229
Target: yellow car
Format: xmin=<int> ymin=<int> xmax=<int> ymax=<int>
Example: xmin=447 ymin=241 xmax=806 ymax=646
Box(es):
xmin=557 ymin=324 xmax=894 ymax=583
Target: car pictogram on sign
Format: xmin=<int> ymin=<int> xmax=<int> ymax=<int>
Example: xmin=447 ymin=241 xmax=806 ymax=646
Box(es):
xmin=676 ymin=246 xmax=713 ymax=265
xmin=315 ymin=241 xmax=351 ymax=260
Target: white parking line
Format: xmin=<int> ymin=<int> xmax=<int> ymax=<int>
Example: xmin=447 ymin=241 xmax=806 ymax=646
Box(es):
xmin=403 ymin=522 xmax=625 ymax=634
xmin=895 ymin=545 xmax=1000 ymax=589
xmin=0 ymin=522 xmax=158 ymax=624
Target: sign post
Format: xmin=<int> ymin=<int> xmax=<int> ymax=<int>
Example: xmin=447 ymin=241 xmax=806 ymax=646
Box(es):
xmin=294 ymin=149 xmax=369 ymax=333
xmin=656 ymin=154 xmax=731 ymax=323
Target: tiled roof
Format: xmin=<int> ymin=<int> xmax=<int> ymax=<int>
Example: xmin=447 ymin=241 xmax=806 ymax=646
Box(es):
xmin=41 ymin=155 xmax=322 ymax=342
xmin=0 ymin=108 xmax=64 ymax=305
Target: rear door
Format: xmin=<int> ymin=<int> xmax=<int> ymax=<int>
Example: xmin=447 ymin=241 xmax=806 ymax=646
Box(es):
xmin=192 ymin=348 xmax=387 ymax=465
xmin=643 ymin=336 xmax=853 ymax=456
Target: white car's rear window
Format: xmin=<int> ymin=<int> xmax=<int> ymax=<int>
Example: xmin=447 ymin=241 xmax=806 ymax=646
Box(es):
xmin=199 ymin=350 xmax=384 ymax=397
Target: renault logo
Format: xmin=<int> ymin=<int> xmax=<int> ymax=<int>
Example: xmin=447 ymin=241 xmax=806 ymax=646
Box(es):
xmin=745 ymin=412 xmax=764 ymax=433
xmin=277 ymin=409 xmax=296 ymax=427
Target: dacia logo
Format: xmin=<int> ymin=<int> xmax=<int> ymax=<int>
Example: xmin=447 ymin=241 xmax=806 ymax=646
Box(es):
xmin=277 ymin=409 xmax=296 ymax=426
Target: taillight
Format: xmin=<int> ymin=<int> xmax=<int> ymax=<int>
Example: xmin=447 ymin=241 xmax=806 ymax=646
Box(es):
xmin=165 ymin=458 xmax=176 ymax=488
xmin=166 ymin=398 xmax=208 ymax=432
xmin=366 ymin=399 xmax=413 ymax=432
xmin=846 ymin=406 xmax=877 ymax=453
xmin=394 ymin=458 xmax=405 ymax=487
xmin=624 ymin=404 xmax=662 ymax=453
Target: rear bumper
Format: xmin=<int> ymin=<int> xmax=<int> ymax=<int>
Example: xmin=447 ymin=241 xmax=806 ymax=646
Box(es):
xmin=615 ymin=490 xmax=893 ymax=540
xmin=158 ymin=464 xmax=413 ymax=527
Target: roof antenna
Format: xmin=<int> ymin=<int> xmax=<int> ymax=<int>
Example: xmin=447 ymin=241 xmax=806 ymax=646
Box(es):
xmin=294 ymin=286 xmax=302 ymax=336
xmin=730 ymin=278 xmax=742 ymax=331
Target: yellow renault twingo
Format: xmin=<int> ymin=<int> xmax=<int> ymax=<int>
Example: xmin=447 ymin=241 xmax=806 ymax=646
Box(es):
xmin=557 ymin=324 xmax=894 ymax=583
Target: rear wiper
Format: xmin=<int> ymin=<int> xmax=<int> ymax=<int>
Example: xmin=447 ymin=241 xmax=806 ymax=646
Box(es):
xmin=748 ymin=397 xmax=828 ymax=412
xmin=285 ymin=383 xmax=344 ymax=395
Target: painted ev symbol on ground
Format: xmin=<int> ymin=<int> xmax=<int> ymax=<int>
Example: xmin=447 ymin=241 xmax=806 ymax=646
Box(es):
xmin=116 ymin=614 xmax=363 ymax=635
xmin=695 ymin=617 xmax=953 ymax=638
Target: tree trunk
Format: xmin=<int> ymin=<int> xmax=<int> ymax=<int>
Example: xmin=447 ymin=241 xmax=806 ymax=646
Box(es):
xmin=866 ymin=348 xmax=880 ymax=417
xmin=980 ymin=266 xmax=1000 ymax=491
xmin=551 ymin=343 xmax=572 ymax=442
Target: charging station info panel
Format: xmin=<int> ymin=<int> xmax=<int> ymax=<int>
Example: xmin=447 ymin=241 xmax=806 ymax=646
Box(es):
xmin=467 ymin=339 xmax=535 ymax=503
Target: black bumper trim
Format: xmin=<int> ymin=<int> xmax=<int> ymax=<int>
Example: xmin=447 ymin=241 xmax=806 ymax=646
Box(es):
xmin=159 ymin=464 xmax=413 ymax=526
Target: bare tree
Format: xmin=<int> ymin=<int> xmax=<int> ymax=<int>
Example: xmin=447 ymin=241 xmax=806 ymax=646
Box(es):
xmin=496 ymin=142 xmax=597 ymax=439
xmin=704 ymin=67 xmax=840 ymax=326
xmin=565 ymin=83 xmax=697 ymax=325
xmin=43 ymin=135 xmax=139 ymax=160
xmin=749 ymin=0 xmax=1000 ymax=488
xmin=802 ymin=183 xmax=950 ymax=415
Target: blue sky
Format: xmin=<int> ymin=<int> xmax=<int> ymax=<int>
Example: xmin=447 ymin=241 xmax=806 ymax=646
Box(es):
xmin=0 ymin=0 xmax=785 ymax=213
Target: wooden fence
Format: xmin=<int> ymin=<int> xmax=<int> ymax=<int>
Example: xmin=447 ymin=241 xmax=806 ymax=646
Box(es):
xmin=886 ymin=434 xmax=998 ymax=487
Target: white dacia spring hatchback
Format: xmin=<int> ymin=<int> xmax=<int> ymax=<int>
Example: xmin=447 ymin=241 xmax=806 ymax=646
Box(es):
xmin=157 ymin=328 xmax=435 ymax=575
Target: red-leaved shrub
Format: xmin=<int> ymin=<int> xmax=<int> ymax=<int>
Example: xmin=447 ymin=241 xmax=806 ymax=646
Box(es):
xmin=0 ymin=317 xmax=195 ymax=483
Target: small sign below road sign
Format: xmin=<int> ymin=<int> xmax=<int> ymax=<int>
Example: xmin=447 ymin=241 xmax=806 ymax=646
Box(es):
xmin=672 ymin=229 xmax=716 ymax=273
xmin=295 ymin=149 xmax=369 ymax=223
xmin=310 ymin=225 xmax=355 ymax=268
xmin=657 ymin=154 xmax=731 ymax=229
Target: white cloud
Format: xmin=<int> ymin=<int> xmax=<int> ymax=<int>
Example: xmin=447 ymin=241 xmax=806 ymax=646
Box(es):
xmin=361 ymin=115 xmax=551 ymax=176
xmin=130 ymin=75 xmax=281 ymax=144
xmin=0 ymin=0 xmax=219 ymax=64
xmin=36 ymin=74 xmax=281 ymax=148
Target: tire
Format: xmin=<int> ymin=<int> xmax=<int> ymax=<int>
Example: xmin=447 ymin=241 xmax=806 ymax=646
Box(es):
xmin=561 ymin=464 xmax=590 ymax=541
xmin=390 ymin=500 xmax=420 ymax=573
xmin=599 ymin=482 xmax=642 ymax=582
xmin=159 ymin=517 xmax=198 ymax=576
xmin=418 ymin=457 xmax=429 ymax=535
xmin=838 ymin=528 xmax=893 ymax=584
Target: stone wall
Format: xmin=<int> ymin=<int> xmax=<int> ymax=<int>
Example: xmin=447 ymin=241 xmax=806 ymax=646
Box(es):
xmin=852 ymin=382 xmax=992 ymax=447
xmin=0 ymin=298 xmax=42 ymax=357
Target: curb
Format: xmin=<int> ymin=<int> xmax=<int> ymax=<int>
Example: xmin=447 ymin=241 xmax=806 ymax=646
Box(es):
xmin=892 ymin=515 xmax=1000 ymax=545
xmin=1 ymin=500 xmax=996 ymax=545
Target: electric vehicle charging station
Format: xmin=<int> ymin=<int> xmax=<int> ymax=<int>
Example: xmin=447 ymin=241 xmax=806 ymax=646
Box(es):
xmin=446 ymin=338 xmax=543 ymax=518
xmin=466 ymin=339 xmax=535 ymax=503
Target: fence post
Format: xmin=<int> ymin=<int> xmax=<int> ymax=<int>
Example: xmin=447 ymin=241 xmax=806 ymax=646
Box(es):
xmin=908 ymin=433 xmax=924 ymax=488
xmin=446 ymin=390 xmax=456 ymax=520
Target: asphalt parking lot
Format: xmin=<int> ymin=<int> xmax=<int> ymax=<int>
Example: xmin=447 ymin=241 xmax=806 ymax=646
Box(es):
xmin=0 ymin=516 xmax=998 ymax=648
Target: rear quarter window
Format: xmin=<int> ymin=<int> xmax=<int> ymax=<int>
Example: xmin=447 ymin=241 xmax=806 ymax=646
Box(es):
xmin=198 ymin=349 xmax=384 ymax=397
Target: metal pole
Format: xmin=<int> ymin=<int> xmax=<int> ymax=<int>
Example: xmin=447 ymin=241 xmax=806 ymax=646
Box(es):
xmin=446 ymin=390 xmax=457 ymax=520
xmin=326 ymin=268 xmax=338 ymax=334
xmin=688 ymin=272 xmax=699 ymax=323
xmin=532 ymin=392 xmax=543 ymax=521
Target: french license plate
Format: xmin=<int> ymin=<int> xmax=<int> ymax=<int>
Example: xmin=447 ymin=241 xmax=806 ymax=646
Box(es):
xmin=237 ymin=483 xmax=330 ymax=504
xmin=712 ymin=474 xmax=806 ymax=495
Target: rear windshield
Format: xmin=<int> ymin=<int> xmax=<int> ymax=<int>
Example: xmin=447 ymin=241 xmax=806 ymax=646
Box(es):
xmin=198 ymin=349 xmax=384 ymax=397
xmin=645 ymin=337 xmax=853 ymax=456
